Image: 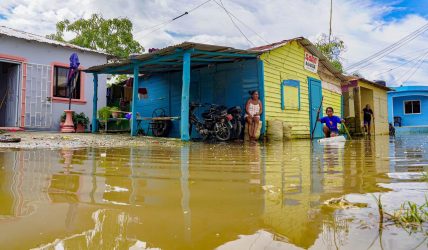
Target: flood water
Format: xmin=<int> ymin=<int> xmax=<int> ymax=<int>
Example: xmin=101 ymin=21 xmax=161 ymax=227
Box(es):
xmin=0 ymin=135 xmax=427 ymax=250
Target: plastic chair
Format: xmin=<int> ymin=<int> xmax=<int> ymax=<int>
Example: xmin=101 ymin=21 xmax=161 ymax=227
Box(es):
xmin=394 ymin=116 xmax=402 ymax=127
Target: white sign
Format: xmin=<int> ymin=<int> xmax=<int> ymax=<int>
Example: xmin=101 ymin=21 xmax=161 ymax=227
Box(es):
xmin=304 ymin=52 xmax=319 ymax=73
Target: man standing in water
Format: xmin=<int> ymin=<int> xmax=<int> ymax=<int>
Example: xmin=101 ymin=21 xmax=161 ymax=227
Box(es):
xmin=362 ymin=104 xmax=374 ymax=135
xmin=318 ymin=107 xmax=344 ymax=138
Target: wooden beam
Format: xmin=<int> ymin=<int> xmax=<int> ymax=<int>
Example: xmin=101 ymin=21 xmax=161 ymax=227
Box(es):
xmin=180 ymin=52 xmax=191 ymax=141
xmin=131 ymin=64 xmax=139 ymax=136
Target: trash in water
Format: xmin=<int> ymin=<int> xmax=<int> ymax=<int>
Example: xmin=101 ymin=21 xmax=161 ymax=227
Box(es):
xmin=323 ymin=197 xmax=368 ymax=209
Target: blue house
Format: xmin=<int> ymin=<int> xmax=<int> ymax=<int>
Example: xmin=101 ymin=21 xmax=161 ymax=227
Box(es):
xmin=388 ymin=86 xmax=428 ymax=130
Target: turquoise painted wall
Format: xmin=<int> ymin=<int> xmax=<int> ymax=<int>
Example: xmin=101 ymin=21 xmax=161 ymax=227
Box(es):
xmin=392 ymin=95 xmax=428 ymax=126
xmin=136 ymin=59 xmax=259 ymax=138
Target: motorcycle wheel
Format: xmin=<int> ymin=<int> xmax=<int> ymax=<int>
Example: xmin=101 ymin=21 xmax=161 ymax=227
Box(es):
xmin=214 ymin=122 xmax=231 ymax=141
xmin=235 ymin=121 xmax=242 ymax=139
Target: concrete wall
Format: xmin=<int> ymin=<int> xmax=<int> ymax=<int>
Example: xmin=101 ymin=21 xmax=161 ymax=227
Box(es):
xmin=392 ymin=95 xmax=428 ymax=126
xmin=0 ymin=36 xmax=108 ymax=130
xmin=358 ymin=81 xmax=389 ymax=135
xmin=0 ymin=63 xmax=6 ymax=125
xmin=136 ymin=60 xmax=259 ymax=138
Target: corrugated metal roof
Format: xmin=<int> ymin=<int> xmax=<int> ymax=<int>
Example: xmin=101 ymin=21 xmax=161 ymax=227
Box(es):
xmin=250 ymin=37 xmax=348 ymax=81
xmin=0 ymin=25 xmax=110 ymax=56
xmin=85 ymin=41 xmax=259 ymax=74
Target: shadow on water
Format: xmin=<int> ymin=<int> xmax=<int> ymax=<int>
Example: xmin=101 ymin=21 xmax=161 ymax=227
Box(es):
xmin=0 ymin=134 xmax=426 ymax=249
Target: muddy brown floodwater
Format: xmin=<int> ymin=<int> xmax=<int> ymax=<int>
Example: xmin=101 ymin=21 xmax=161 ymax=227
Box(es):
xmin=0 ymin=134 xmax=427 ymax=249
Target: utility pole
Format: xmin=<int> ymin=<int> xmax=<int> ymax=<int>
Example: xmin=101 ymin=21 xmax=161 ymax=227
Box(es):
xmin=329 ymin=0 xmax=333 ymax=43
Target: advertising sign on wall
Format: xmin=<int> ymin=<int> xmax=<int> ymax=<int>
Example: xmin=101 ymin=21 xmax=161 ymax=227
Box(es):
xmin=304 ymin=52 xmax=319 ymax=73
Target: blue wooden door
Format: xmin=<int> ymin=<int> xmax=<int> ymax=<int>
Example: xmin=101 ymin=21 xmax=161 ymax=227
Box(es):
xmin=308 ymin=77 xmax=323 ymax=138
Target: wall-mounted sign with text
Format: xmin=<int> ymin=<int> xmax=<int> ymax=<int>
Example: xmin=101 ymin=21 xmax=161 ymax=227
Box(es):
xmin=304 ymin=52 xmax=319 ymax=73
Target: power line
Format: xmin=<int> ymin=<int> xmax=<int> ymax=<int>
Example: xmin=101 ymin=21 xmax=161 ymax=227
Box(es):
xmin=215 ymin=0 xmax=255 ymax=47
xmin=139 ymin=0 xmax=212 ymax=38
xmin=347 ymin=23 xmax=428 ymax=71
xmin=348 ymin=24 xmax=428 ymax=72
xmin=212 ymin=0 xmax=269 ymax=44
xmin=345 ymin=22 xmax=428 ymax=72
xmin=355 ymin=41 xmax=428 ymax=73
xmin=391 ymin=50 xmax=428 ymax=85
xmin=372 ymin=48 xmax=428 ymax=77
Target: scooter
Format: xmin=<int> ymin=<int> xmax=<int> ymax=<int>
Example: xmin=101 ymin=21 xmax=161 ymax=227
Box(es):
xmin=227 ymin=106 xmax=243 ymax=139
xmin=189 ymin=103 xmax=231 ymax=141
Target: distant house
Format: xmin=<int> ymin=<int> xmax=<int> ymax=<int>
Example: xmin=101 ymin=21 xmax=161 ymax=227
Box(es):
xmin=388 ymin=86 xmax=428 ymax=130
xmin=0 ymin=26 xmax=109 ymax=131
xmin=342 ymin=78 xmax=391 ymax=135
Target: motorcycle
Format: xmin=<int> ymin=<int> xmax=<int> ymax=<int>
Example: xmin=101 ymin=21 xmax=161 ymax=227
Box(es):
xmin=189 ymin=103 xmax=231 ymax=141
xmin=227 ymin=106 xmax=243 ymax=139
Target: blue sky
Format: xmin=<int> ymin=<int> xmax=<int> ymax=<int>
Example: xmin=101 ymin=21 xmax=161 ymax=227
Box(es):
xmin=0 ymin=0 xmax=427 ymax=86
xmin=377 ymin=0 xmax=428 ymax=20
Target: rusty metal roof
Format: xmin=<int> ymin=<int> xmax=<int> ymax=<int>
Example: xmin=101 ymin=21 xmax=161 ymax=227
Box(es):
xmin=250 ymin=37 xmax=348 ymax=81
xmin=348 ymin=77 xmax=392 ymax=91
xmin=0 ymin=25 xmax=110 ymax=56
xmin=85 ymin=41 xmax=259 ymax=74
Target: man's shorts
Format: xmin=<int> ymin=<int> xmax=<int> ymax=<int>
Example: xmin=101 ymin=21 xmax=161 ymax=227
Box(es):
xmin=364 ymin=120 xmax=371 ymax=126
xmin=326 ymin=128 xmax=339 ymax=138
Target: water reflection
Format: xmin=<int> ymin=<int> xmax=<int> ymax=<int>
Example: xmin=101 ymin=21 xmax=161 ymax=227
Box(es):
xmin=0 ymin=135 xmax=426 ymax=249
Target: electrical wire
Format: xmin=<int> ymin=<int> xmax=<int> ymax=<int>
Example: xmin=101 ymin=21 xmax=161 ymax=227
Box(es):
xmin=346 ymin=23 xmax=428 ymax=71
xmin=139 ymin=0 xmax=212 ymax=38
xmin=390 ymin=49 xmax=428 ymax=85
xmin=215 ymin=0 xmax=255 ymax=47
xmin=345 ymin=22 xmax=428 ymax=72
xmin=372 ymin=48 xmax=428 ymax=77
xmin=212 ymin=0 xmax=269 ymax=44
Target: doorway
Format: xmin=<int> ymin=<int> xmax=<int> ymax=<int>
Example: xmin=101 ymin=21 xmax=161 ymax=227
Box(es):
xmin=308 ymin=77 xmax=323 ymax=138
xmin=0 ymin=61 xmax=21 ymax=127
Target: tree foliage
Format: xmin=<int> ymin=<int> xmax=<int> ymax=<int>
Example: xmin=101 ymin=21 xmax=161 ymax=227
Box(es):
xmin=47 ymin=14 xmax=144 ymax=58
xmin=314 ymin=33 xmax=346 ymax=72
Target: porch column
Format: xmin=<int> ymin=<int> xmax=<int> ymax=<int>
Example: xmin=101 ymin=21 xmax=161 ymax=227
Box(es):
xmin=91 ymin=73 xmax=98 ymax=133
xmin=257 ymin=60 xmax=266 ymax=135
xmin=131 ymin=64 xmax=139 ymax=136
xmin=180 ymin=52 xmax=191 ymax=141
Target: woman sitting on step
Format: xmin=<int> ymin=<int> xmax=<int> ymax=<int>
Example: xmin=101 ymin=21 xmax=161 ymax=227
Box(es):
xmin=245 ymin=90 xmax=263 ymax=141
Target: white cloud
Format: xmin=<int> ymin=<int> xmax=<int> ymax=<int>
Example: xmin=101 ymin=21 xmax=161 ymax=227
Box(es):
xmin=1 ymin=0 xmax=427 ymax=86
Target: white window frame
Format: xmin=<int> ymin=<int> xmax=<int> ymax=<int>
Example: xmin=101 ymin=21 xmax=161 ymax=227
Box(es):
xmin=403 ymin=100 xmax=421 ymax=115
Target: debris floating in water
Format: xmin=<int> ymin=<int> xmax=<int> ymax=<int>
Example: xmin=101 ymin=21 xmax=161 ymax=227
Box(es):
xmin=323 ymin=197 xmax=368 ymax=209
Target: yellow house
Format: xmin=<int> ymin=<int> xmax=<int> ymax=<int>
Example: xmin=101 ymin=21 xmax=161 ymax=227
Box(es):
xmin=342 ymin=78 xmax=391 ymax=135
xmin=251 ymin=37 xmax=347 ymax=139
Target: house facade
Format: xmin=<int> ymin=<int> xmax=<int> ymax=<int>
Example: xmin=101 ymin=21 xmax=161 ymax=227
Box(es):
xmin=251 ymin=38 xmax=347 ymax=139
xmin=388 ymin=86 xmax=428 ymax=129
xmin=0 ymin=26 xmax=108 ymax=131
xmin=342 ymin=78 xmax=390 ymax=135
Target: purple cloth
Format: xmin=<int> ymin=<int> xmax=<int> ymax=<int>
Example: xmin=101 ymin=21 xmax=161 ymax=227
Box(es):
xmin=67 ymin=53 xmax=80 ymax=84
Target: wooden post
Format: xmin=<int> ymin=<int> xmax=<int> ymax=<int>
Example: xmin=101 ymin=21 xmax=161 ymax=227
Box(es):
xmin=91 ymin=73 xmax=98 ymax=133
xmin=131 ymin=64 xmax=139 ymax=136
xmin=180 ymin=52 xmax=191 ymax=141
xmin=258 ymin=60 xmax=266 ymax=135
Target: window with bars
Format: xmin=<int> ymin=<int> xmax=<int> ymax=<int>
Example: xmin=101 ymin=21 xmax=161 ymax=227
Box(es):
xmin=53 ymin=66 xmax=81 ymax=99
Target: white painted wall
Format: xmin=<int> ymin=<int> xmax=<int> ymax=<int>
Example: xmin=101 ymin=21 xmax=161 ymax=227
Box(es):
xmin=0 ymin=36 xmax=108 ymax=130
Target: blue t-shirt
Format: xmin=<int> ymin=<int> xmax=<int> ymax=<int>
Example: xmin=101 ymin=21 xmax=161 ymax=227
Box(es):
xmin=320 ymin=116 xmax=341 ymax=132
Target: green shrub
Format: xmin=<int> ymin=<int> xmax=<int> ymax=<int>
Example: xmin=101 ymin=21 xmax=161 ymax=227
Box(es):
xmin=98 ymin=107 xmax=112 ymax=121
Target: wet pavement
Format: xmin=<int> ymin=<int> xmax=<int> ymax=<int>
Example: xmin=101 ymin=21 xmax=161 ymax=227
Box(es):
xmin=0 ymin=134 xmax=427 ymax=249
